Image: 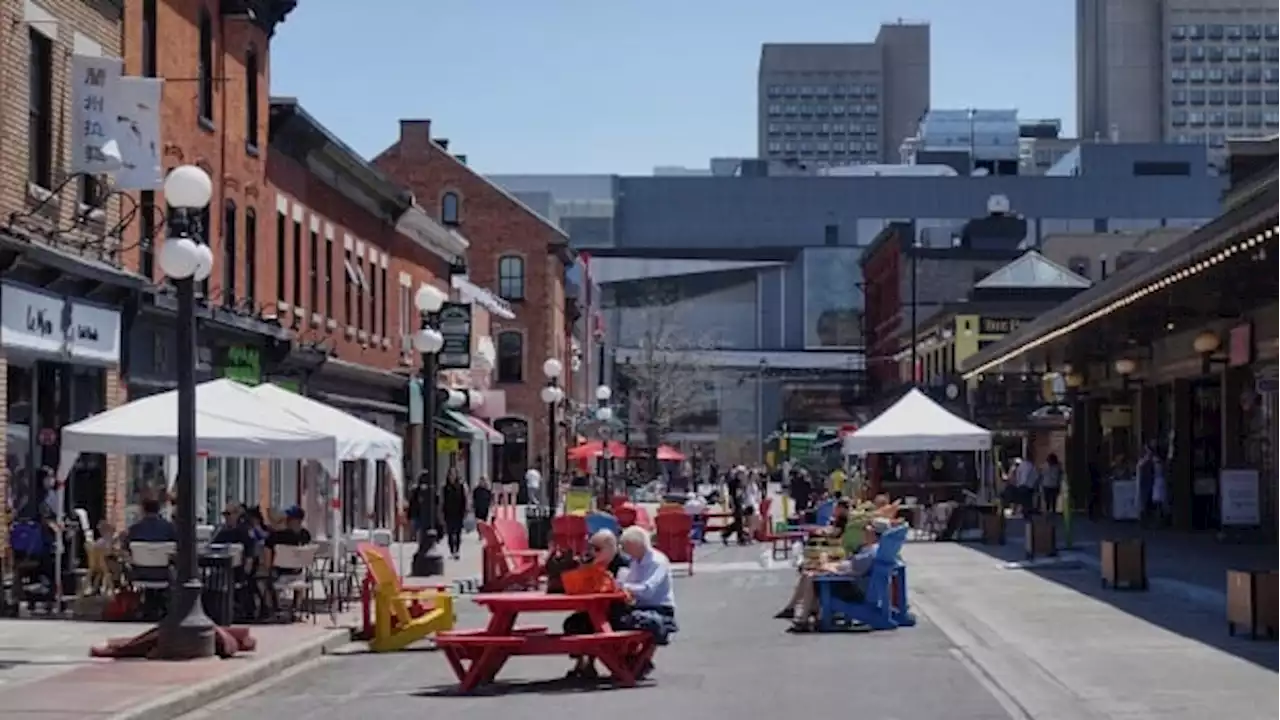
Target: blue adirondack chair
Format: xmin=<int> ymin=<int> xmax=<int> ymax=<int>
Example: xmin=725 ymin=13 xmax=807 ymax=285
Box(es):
xmin=813 ymin=525 xmax=916 ymax=632
xmin=585 ymin=512 xmax=620 ymax=537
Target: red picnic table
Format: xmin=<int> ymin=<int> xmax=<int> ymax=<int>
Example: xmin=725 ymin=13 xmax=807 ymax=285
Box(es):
xmin=699 ymin=511 xmax=734 ymax=541
xmin=434 ymin=592 xmax=657 ymax=693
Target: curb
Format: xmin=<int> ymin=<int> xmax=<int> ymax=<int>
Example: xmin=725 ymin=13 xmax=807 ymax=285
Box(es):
xmin=1061 ymin=551 xmax=1228 ymax=611
xmin=108 ymin=628 xmax=352 ymax=720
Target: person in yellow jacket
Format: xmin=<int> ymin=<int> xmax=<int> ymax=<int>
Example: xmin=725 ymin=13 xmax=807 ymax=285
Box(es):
xmin=828 ymin=467 xmax=846 ymax=496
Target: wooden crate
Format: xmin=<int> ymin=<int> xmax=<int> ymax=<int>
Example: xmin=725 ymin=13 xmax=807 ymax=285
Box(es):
xmin=1100 ymin=539 xmax=1147 ymax=590
xmin=980 ymin=513 xmax=1005 ymax=545
xmin=1024 ymin=517 xmax=1057 ymax=559
xmin=1227 ymin=570 xmax=1278 ymax=640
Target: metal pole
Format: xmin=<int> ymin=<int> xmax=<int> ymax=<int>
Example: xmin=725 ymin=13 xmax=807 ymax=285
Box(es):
xmin=412 ymin=334 xmax=443 ymax=577
xmin=155 ymin=212 xmax=215 ymax=659
xmin=909 ymin=244 xmax=919 ymax=387
xmin=547 ymin=396 xmax=557 ymax=514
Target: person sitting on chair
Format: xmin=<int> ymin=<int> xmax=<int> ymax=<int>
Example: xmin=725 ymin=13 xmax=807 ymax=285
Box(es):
xmin=563 ymin=530 xmax=630 ymax=679
xmin=810 ymin=499 xmax=851 ymax=538
xmin=614 ymin=526 xmax=678 ymax=675
xmin=775 ymin=517 xmax=891 ymax=632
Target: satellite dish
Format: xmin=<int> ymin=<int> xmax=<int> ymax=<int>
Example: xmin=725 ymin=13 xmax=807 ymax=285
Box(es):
xmin=987 ymin=194 xmax=1011 ymax=215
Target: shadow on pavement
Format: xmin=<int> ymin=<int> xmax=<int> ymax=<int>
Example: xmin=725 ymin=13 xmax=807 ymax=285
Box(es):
xmin=412 ymin=676 xmax=655 ymax=698
xmin=943 ymin=518 xmax=1279 ymax=672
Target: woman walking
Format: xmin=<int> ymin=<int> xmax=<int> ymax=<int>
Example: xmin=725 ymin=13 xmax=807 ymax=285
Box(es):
xmin=440 ymin=470 xmax=468 ymax=560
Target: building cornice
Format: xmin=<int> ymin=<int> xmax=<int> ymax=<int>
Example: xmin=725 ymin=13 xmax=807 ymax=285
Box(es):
xmin=396 ymin=205 xmax=469 ymax=263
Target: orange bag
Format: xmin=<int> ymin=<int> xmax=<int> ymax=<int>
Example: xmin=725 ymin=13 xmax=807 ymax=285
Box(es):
xmin=559 ymin=564 xmax=616 ymax=595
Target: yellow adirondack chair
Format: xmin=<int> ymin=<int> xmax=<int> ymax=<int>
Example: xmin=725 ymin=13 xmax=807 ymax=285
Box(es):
xmin=565 ymin=488 xmax=594 ymax=515
xmin=359 ymin=545 xmax=455 ymax=652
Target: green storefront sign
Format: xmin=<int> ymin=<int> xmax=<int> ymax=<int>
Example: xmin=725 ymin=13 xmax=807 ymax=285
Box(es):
xmin=219 ymin=346 xmax=262 ymax=386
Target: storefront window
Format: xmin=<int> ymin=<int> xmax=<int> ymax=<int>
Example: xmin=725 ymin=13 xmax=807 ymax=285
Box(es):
xmin=5 ymin=364 xmax=33 ymax=510
xmin=269 ymin=459 xmax=299 ymax=513
xmin=204 ymin=457 xmax=261 ymax=522
xmin=126 ymin=455 xmax=166 ymax=524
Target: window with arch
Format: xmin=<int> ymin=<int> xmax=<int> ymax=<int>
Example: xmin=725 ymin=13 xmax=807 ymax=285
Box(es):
xmin=441 ymin=191 xmax=460 ymax=226
xmin=496 ymin=331 xmax=524 ymax=383
xmin=197 ymin=8 xmax=213 ymax=124
xmin=245 ymin=47 xmax=260 ymax=150
xmin=222 ymin=200 xmax=237 ymax=307
xmin=498 ymin=255 xmax=525 ymax=301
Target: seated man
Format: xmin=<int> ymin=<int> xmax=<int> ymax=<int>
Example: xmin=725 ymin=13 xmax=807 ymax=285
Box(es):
xmin=123 ymin=497 xmax=176 ymax=548
xmin=264 ymin=506 xmax=312 ymax=615
xmin=776 ymin=517 xmax=891 ymax=632
xmin=616 ymin=525 xmax=679 ymax=668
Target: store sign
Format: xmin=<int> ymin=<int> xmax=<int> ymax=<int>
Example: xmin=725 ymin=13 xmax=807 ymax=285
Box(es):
xmin=0 ymin=285 xmax=121 ymax=363
xmin=1219 ymin=468 xmax=1260 ymax=526
xmin=436 ymin=303 xmax=472 ymax=370
xmin=68 ymin=301 xmax=122 ymax=362
xmin=978 ymin=317 xmax=1023 ymax=335
xmin=219 ymin=345 xmax=262 ymax=386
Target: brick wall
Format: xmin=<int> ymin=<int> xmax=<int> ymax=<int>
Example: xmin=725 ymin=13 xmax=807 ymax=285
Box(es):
xmin=0 ymin=1 xmax=124 ymax=239
xmin=102 ymin=369 xmax=127 ymax=530
xmin=373 ymin=120 xmax=573 ymax=467
xmin=0 ymin=355 xmax=7 ymax=558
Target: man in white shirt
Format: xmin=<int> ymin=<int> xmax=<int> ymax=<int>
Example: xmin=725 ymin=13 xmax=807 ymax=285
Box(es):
xmin=1013 ymin=458 xmax=1038 ymax=516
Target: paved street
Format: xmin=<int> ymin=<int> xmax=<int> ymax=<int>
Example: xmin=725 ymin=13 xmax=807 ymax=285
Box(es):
xmin=177 ymin=542 xmax=1015 ymax=720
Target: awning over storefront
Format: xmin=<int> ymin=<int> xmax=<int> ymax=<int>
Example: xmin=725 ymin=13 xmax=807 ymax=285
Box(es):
xmin=961 ymin=174 xmax=1279 ymax=379
xmin=461 ymin=414 xmax=505 ymax=444
xmin=437 ymin=410 xmax=474 ymax=439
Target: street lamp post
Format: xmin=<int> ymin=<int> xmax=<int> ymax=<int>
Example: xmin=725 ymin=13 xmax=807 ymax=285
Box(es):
xmin=411 ymin=284 xmax=448 ymax=578
xmin=155 ymin=165 xmax=216 ymax=660
xmin=594 ymin=384 xmax=613 ymax=508
xmin=540 ymin=359 xmax=564 ymax=514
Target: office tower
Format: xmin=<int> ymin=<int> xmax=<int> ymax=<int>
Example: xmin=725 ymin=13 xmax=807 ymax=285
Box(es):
xmin=1077 ymin=0 xmax=1279 ymax=158
xmin=758 ymin=22 xmax=930 ymax=166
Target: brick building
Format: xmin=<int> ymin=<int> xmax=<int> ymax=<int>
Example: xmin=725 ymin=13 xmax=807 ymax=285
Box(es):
xmin=374 ymin=120 xmax=574 ymax=487
xmin=0 ymin=0 xmax=137 ymax=553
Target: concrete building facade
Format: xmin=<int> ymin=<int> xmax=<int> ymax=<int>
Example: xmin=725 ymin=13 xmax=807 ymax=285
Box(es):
xmin=758 ymin=22 xmax=930 ymax=166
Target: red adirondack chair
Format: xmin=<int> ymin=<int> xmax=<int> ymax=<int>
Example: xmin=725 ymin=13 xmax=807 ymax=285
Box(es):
xmin=477 ymin=521 xmax=545 ymax=592
xmin=551 ymin=514 xmax=588 ymax=554
xmin=615 ymin=505 xmax=638 ymax=528
xmin=654 ymin=512 xmax=695 ymax=575
xmin=633 ymin=505 xmax=653 ymax=531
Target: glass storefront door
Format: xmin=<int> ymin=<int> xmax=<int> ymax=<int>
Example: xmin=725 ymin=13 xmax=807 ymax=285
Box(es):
xmin=204 ymin=457 xmax=261 ymax=522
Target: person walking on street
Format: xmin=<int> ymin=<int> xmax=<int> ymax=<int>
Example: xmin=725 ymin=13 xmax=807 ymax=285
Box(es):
xmin=440 ymin=469 xmax=468 ymax=560
xmin=471 ymin=476 xmax=493 ymax=524
xmin=1040 ymin=454 xmax=1063 ymax=515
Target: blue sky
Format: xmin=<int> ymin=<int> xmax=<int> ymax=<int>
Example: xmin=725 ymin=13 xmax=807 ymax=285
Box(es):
xmin=270 ymin=1 xmax=1075 ymax=175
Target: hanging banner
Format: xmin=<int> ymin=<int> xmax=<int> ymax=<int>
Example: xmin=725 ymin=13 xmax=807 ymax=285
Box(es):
xmin=70 ymin=54 xmax=124 ymax=175
xmin=113 ymin=77 xmax=164 ymax=190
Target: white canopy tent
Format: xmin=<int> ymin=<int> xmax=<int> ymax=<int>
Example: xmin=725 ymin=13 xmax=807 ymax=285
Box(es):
xmin=250 ymin=383 xmax=405 ymax=529
xmin=57 ymin=378 xmax=341 ymax=480
xmin=842 ymin=388 xmax=992 ymax=455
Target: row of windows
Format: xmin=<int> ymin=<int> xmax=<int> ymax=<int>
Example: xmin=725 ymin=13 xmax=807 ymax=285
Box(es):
xmin=1170 ymin=43 xmax=1279 ymax=62
xmin=1171 ymin=133 xmax=1231 ymax=148
xmin=1170 ymin=23 xmax=1278 ymax=41
xmin=761 ymin=156 xmax=884 ymax=168
xmin=766 ymin=121 xmax=879 ymax=135
xmin=766 ymin=140 xmax=882 ymax=154
xmin=1171 ymin=66 xmax=1279 ymax=83
xmin=194 ymin=8 xmax=261 ymax=150
xmin=1170 ymin=109 xmax=1280 ymax=128
xmin=765 ymin=83 xmax=880 ymax=98
xmin=1171 ymin=87 xmax=1280 ymax=105
xmin=765 ymin=103 xmax=880 ymax=117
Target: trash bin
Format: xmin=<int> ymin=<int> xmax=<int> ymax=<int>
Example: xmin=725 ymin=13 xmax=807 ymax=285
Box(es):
xmin=198 ymin=550 xmax=235 ymax=626
xmin=525 ymin=506 xmax=553 ymax=550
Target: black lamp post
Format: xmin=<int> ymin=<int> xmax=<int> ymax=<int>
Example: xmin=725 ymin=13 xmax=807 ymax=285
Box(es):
xmin=540 ymin=358 xmax=564 ymax=514
xmin=594 ymin=384 xmax=613 ymax=508
xmin=154 ymin=165 xmax=216 ymax=660
xmin=411 ymin=284 xmax=448 ymax=578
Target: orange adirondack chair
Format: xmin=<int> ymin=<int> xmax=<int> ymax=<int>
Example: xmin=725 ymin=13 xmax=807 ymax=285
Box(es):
xmin=654 ymin=512 xmax=695 ymax=575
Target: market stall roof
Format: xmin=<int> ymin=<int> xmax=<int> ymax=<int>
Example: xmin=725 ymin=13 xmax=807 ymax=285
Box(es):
xmin=842 ymin=388 xmax=992 ymax=455
xmin=57 ymin=379 xmax=340 ymax=481
xmin=251 ymin=383 xmax=403 ymax=484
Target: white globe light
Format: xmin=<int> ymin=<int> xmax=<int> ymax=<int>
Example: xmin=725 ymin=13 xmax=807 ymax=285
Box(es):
xmin=595 ymin=406 xmax=613 ymax=422
xmin=595 ymin=385 xmax=612 ymax=402
xmin=540 ymin=385 xmax=562 ymax=404
xmin=414 ymin=327 xmax=444 ymax=353
xmin=163 ymin=165 xmax=213 ymax=210
xmin=446 ymin=389 xmax=467 ymax=408
xmin=158 ymin=237 xmax=200 ymax=279
xmin=191 ymin=242 xmax=214 ymax=281
xmin=415 ymin=284 xmax=448 ymax=313
xmin=542 ymin=358 xmax=563 ymax=379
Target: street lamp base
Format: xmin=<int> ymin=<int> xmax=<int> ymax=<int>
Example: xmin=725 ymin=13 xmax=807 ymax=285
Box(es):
xmin=411 ymin=530 xmax=445 ymax=577
xmin=154 ymin=579 xmax=217 ymax=660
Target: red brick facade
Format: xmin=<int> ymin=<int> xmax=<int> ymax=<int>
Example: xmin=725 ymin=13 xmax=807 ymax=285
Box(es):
xmin=374 ymin=121 xmax=573 ymax=473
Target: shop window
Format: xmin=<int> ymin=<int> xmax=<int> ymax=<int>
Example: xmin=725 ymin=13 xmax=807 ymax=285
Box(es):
xmin=496 ymin=331 xmax=524 ymax=383
xmin=204 ymin=457 xmax=260 ymax=523
xmin=269 ymin=460 xmax=299 ymax=514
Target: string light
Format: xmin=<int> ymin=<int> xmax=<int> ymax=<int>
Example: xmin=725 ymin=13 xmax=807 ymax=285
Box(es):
xmin=962 ymin=223 xmax=1279 ymax=380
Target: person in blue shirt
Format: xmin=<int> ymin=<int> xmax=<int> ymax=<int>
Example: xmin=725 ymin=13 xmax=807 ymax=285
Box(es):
xmin=616 ymin=525 xmax=679 ymax=658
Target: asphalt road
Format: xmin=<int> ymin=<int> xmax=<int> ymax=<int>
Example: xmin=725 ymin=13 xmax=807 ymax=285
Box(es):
xmin=181 ymin=544 xmax=1014 ymax=720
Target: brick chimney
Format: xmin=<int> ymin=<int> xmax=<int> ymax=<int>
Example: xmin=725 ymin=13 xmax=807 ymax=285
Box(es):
xmin=398 ymin=119 xmax=432 ymax=150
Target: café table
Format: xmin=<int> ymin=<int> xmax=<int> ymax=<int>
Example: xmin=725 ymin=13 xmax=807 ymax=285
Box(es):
xmin=434 ymin=591 xmax=657 ymax=693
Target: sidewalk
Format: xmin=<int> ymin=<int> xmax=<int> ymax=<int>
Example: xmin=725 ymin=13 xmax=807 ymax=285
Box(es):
xmin=903 ymin=542 xmax=1276 ymax=720
xmin=0 ymin=617 xmax=352 ymax=720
